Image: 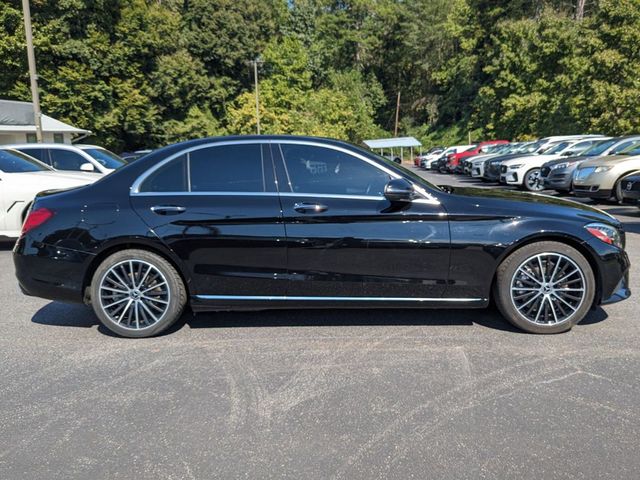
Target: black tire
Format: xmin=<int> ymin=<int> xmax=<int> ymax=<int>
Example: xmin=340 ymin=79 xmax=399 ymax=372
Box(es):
xmin=90 ymin=249 xmax=187 ymax=338
xmin=494 ymin=241 xmax=595 ymax=334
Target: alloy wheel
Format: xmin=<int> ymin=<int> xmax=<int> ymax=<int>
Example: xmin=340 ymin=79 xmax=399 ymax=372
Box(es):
xmin=99 ymin=260 xmax=170 ymax=330
xmin=525 ymin=169 xmax=544 ymax=191
xmin=510 ymin=253 xmax=586 ymax=325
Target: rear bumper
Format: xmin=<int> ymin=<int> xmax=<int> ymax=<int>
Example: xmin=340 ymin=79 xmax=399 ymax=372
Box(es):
xmin=13 ymin=237 xmax=93 ymax=304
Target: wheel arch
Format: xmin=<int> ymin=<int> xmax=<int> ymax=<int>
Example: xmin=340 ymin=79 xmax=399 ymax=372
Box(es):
xmin=490 ymin=232 xmax=603 ymax=307
xmin=82 ymin=239 xmax=192 ymax=304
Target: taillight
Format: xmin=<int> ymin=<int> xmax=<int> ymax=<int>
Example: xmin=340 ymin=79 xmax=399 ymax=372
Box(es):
xmin=21 ymin=207 xmax=54 ymax=236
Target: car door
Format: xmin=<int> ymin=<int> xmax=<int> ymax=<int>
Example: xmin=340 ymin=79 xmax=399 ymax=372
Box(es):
xmin=130 ymin=141 xmax=288 ymax=297
xmin=48 ymin=149 xmax=95 ymax=173
xmin=274 ymin=141 xmax=450 ymax=299
xmin=0 ymin=170 xmax=6 ymax=233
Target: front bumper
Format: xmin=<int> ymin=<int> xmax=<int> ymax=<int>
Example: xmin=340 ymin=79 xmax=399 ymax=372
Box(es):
xmin=542 ymin=171 xmax=573 ymax=190
xmin=573 ymin=185 xmax=612 ymax=199
xmin=501 ymin=171 xmax=520 ymax=185
xmin=601 ymin=272 xmax=631 ymax=305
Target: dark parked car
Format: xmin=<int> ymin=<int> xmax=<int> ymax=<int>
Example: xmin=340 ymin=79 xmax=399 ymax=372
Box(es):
xmin=14 ymin=135 xmax=630 ymax=337
xmin=541 ymin=137 xmax=640 ymax=193
xmin=619 ymin=171 xmax=640 ymax=205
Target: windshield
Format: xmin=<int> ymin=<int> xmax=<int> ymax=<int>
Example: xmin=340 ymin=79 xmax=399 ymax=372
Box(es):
xmin=83 ymin=148 xmax=126 ymax=169
xmin=0 ymin=149 xmax=50 ymax=173
xmin=619 ymin=141 xmax=640 ymax=155
xmin=611 ymin=139 xmax=640 ymax=154
xmin=568 ymin=140 xmax=597 ymax=155
xmin=520 ymin=141 xmax=543 ymax=153
xmin=545 ymin=142 xmax=572 ymax=155
xmin=582 ymin=139 xmax=616 ymax=156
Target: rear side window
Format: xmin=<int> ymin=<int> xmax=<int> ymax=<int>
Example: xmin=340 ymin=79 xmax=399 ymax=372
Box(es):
xmin=141 ymin=154 xmax=188 ymax=192
xmin=139 ymin=143 xmax=265 ymax=193
xmin=279 ymin=144 xmax=392 ymax=196
xmin=49 ymin=149 xmax=89 ymax=171
xmin=189 ymin=144 xmax=264 ymax=192
xmin=16 ymin=148 xmax=49 ymax=164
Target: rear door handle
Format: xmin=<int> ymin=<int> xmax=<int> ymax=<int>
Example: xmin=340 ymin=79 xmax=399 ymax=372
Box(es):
xmin=150 ymin=205 xmax=187 ymax=215
xmin=293 ymin=202 xmax=328 ymax=213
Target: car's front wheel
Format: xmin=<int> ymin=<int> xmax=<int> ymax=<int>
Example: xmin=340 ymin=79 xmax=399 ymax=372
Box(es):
xmin=494 ymin=241 xmax=595 ymax=334
xmin=523 ymin=168 xmax=545 ymax=192
xmin=90 ymin=249 xmax=187 ymax=338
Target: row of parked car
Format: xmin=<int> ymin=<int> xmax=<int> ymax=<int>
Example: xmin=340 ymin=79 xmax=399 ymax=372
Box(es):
xmin=0 ymin=143 xmax=130 ymax=239
xmin=414 ymin=135 xmax=640 ymax=206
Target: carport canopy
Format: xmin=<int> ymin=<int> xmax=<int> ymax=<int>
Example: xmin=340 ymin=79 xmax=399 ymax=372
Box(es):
xmin=363 ymin=136 xmax=422 ymax=161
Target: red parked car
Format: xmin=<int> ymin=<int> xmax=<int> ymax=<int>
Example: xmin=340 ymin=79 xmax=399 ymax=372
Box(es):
xmin=446 ymin=140 xmax=509 ymax=173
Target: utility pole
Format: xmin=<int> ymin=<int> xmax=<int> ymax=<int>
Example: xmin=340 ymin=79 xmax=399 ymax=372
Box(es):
xmin=21 ymin=0 xmax=43 ymax=143
xmin=394 ymin=91 xmax=401 ymax=137
xmin=246 ymin=57 xmax=263 ymax=135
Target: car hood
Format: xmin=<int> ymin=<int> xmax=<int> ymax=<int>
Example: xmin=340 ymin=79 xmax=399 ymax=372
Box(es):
xmin=502 ymin=154 xmax=561 ymax=166
xmin=542 ymin=155 xmax=594 ymax=168
xmin=8 ymin=171 xmax=99 ymax=187
xmin=438 ymin=185 xmax=620 ymax=226
xmin=577 ymin=154 xmax=640 ymax=168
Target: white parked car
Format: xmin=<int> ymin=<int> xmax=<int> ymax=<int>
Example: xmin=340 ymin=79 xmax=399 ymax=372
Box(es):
xmin=0 ymin=148 xmax=100 ymax=239
xmin=5 ymin=143 xmax=126 ymax=175
xmin=499 ymin=138 xmax=605 ymax=191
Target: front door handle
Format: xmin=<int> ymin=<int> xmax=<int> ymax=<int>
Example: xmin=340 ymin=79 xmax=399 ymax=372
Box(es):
xmin=293 ymin=202 xmax=328 ymax=213
xmin=150 ymin=205 xmax=187 ymax=215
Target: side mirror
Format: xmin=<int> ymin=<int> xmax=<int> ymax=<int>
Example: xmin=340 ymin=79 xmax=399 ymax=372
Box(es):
xmin=384 ymin=178 xmax=415 ymax=203
xmin=80 ymin=162 xmax=95 ymax=172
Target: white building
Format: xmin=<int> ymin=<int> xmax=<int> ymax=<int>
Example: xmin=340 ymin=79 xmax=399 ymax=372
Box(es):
xmin=0 ymin=99 xmax=90 ymax=145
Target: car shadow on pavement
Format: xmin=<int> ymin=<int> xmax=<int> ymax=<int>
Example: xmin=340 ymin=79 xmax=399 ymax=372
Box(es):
xmin=31 ymin=300 xmax=610 ymax=337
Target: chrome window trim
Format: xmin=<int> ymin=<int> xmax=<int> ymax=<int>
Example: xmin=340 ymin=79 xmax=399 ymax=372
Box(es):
xmin=195 ymin=295 xmax=483 ymax=302
xmin=129 ymin=139 xmax=439 ymax=204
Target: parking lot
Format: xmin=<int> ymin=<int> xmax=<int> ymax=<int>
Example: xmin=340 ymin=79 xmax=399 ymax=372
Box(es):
xmin=1 ymin=170 xmax=639 ymax=479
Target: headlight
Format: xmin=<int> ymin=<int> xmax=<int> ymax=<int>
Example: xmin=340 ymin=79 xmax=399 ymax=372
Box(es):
xmin=509 ymin=164 xmax=523 ymax=169
xmin=585 ymin=223 xmax=623 ymax=249
xmin=551 ymin=161 xmax=575 ymax=170
xmin=594 ymin=166 xmax=612 ymax=173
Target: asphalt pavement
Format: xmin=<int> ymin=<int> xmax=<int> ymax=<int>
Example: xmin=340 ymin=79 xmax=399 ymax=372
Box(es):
xmin=1 ymin=170 xmax=639 ymax=479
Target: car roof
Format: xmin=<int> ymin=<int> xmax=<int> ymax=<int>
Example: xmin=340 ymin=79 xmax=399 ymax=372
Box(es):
xmin=4 ymin=143 xmax=101 ymax=149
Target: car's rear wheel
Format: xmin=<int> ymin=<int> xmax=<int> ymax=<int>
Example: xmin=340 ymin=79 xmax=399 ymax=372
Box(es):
xmin=494 ymin=241 xmax=595 ymax=334
xmin=523 ymin=168 xmax=545 ymax=192
xmin=90 ymin=249 xmax=187 ymax=338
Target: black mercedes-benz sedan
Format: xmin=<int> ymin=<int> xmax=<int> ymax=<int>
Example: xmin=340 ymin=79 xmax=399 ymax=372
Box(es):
xmin=13 ymin=135 xmax=631 ymax=337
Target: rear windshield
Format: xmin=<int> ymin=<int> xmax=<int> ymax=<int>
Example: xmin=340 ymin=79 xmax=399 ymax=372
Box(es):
xmin=0 ymin=149 xmax=49 ymax=173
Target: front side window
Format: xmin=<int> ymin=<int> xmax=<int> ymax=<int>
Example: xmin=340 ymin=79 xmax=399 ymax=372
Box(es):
xmin=139 ymin=143 xmax=265 ymax=193
xmin=49 ymin=149 xmax=90 ymax=171
xmin=280 ymin=144 xmax=392 ymax=196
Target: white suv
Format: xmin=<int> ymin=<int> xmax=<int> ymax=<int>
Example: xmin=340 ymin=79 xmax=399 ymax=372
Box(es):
xmin=6 ymin=143 xmax=126 ymax=175
xmin=499 ymin=138 xmax=604 ymax=191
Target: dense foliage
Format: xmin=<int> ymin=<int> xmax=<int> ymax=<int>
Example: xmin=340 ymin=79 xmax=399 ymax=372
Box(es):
xmin=1 ymin=0 xmax=638 ymax=151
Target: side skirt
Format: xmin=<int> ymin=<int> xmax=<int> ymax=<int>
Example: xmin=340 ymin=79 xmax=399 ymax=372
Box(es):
xmin=190 ymin=295 xmax=489 ymax=312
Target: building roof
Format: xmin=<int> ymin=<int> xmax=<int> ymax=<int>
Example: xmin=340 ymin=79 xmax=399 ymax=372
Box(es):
xmin=363 ymin=136 xmax=422 ymax=149
xmin=0 ymin=99 xmax=90 ymax=134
